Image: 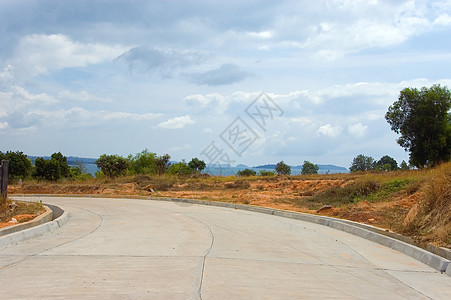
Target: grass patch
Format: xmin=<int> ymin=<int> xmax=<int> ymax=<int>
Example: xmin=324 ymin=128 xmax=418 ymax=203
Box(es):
xmin=305 ymin=176 xmax=416 ymax=209
xmin=404 ymin=162 xmax=451 ymax=247
xmin=1 ymin=199 xmax=45 ymax=223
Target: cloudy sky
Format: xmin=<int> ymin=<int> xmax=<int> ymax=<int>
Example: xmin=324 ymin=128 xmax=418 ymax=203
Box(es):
xmin=1 ymin=0 xmax=451 ymax=168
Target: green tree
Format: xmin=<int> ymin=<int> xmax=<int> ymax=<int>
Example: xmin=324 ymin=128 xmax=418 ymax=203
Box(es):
xmin=0 ymin=151 xmax=33 ymax=181
xmin=34 ymin=157 xmax=61 ymax=181
xmin=375 ymin=155 xmax=398 ymax=171
xmin=128 ymin=149 xmax=157 ymax=174
xmin=385 ymin=84 xmax=451 ymax=168
xmin=155 ymin=154 xmax=171 ymax=175
xmin=188 ymin=158 xmax=206 ymax=173
xmin=167 ymin=160 xmax=193 ymax=175
xmin=349 ymin=154 xmax=375 ymax=172
xmin=275 ymin=161 xmax=291 ymax=175
xmin=50 ymin=152 xmax=70 ymax=178
xmin=236 ymin=168 xmax=257 ymax=176
xmin=95 ymin=154 xmax=130 ymax=178
xmin=301 ymin=160 xmax=319 ymax=175
xmin=400 ymin=160 xmax=410 ymax=171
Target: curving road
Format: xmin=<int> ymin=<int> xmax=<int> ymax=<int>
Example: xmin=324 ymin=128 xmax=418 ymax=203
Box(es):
xmin=1 ymin=196 xmax=450 ymax=299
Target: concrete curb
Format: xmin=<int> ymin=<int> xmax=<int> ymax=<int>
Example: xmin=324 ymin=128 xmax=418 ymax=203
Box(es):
xmin=0 ymin=204 xmax=68 ymax=250
xmin=0 ymin=205 xmax=53 ymax=237
xmin=9 ymin=194 xmax=451 ymax=276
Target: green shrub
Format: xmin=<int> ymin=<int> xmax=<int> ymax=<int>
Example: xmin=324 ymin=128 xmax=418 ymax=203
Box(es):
xmin=237 ymin=169 xmax=256 ymax=177
xmin=167 ymin=160 xmax=193 ymax=175
xmin=258 ymin=170 xmax=275 ymax=176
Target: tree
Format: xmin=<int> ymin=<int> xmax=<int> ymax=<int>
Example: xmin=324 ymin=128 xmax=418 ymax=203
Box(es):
xmin=128 ymin=149 xmax=157 ymax=174
xmin=188 ymin=158 xmax=206 ymax=173
xmin=400 ymin=160 xmax=410 ymax=171
xmin=349 ymin=154 xmax=375 ymax=172
xmin=275 ymin=161 xmax=291 ymax=175
xmin=236 ymin=168 xmax=256 ymax=176
xmin=0 ymin=151 xmax=33 ymax=181
xmin=385 ymin=84 xmax=451 ymax=168
xmin=375 ymin=155 xmax=398 ymax=171
xmin=34 ymin=157 xmax=61 ymax=181
xmin=301 ymin=160 xmax=319 ymax=175
xmin=167 ymin=160 xmax=192 ymax=175
xmin=51 ymin=152 xmax=70 ymax=178
xmin=95 ymin=154 xmax=129 ymax=178
xmin=155 ymin=154 xmax=171 ymax=175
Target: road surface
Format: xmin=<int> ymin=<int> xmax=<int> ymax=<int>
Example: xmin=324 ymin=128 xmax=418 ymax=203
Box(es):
xmin=1 ymin=196 xmax=450 ymax=299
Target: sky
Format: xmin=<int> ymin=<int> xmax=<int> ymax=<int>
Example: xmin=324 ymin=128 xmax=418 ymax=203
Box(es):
xmin=1 ymin=0 xmax=451 ymax=168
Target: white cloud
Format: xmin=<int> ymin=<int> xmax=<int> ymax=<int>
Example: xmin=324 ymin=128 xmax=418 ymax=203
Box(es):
xmin=203 ymin=128 xmax=214 ymax=134
xmin=158 ymin=115 xmax=194 ymax=129
xmin=348 ymin=123 xmax=368 ymax=138
xmin=0 ymin=65 xmax=14 ymax=84
xmin=12 ymin=34 xmax=127 ymax=76
xmin=58 ymin=90 xmax=113 ymax=103
xmin=189 ymin=63 xmax=253 ymax=86
xmin=0 ymin=86 xmax=59 ymax=113
xmin=169 ymin=144 xmax=192 ymax=152
xmin=317 ymin=124 xmax=343 ymax=138
xmin=103 ymin=111 xmax=161 ymax=121
xmin=0 ymin=121 xmax=8 ymax=130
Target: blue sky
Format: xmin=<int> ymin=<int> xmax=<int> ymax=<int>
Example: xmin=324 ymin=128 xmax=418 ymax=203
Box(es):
xmin=1 ymin=0 xmax=451 ymax=168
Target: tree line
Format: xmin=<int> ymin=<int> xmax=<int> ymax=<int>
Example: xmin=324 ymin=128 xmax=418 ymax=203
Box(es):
xmin=0 ymin=149 xmax=207 ymax=181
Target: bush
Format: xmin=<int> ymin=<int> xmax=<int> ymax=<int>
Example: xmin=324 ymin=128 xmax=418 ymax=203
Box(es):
xmin=225 ymin=180 xmax=250 ymax=189
xmin=128 ymin=149 xmax=157 ymax=175
xmin=237 ymin=169 xmax=256 ymax=176
xmin=95 ymin=154 xmax=130 ymax=178
xmin=167 ymin=160 xmax=193 ymax=175
xmin=258 ymin=170 xmax=275 ymax=176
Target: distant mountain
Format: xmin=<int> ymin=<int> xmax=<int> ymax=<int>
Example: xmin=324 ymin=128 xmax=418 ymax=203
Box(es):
xmin=235 ymin=164 xmax=249 ymax=168
xmin=251 ymin=163 xmax=348 ymax=173
xmin=253 ymin=164 xmax=276 ymax=169
xmin=27 ymin=155 xmax=97 ymax=165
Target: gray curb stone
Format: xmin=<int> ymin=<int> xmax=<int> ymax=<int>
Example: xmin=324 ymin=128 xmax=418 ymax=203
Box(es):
xmin=0 ymin=205 xmax=68 ymax=250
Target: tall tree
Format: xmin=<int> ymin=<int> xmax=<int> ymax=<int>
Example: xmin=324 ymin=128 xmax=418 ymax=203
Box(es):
xmin=0 ymin=151 xmax=33 ymax=180
xmin=95 ymin=154 xmax=129 ymax=178
xmin=349 ymin=154 xmax=375 ymax=172
xmin=385 ymin=84 xmax=451 ymax=168
xmin=155 ymin=154 xmax=171 ymax=175
xmin=128 ymin=149 xmax=157 ymax=174
xmin=375 ymin=155 xmax=398 ymax=171
xmin=301 ymin=160 xmax=319 ymax=175
xmin=188 ymin=158 xmax=206 ymax=173
xmin=275 ymin=161 xmax=291 ymax=175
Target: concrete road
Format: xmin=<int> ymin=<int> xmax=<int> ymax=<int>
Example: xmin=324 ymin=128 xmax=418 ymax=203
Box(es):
xmin=1 ymin=197 xmax=450 ymax=299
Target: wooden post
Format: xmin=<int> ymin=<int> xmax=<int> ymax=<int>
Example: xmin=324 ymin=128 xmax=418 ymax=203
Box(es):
xmin=1 ymin=160 xmax=8 ymax=200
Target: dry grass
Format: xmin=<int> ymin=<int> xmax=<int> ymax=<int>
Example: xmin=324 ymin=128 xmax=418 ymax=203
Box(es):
xmin=0 ymin=199 xmax=45 ymax=223
xmin=403 ymin=162 xmax=451 ymax=247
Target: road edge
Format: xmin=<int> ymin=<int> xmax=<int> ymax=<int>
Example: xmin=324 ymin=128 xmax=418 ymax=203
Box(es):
xmin=0 ymin=202 xmax=69 ymax=250
xmin=8 ymin=194 xmax=451 ymax=276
